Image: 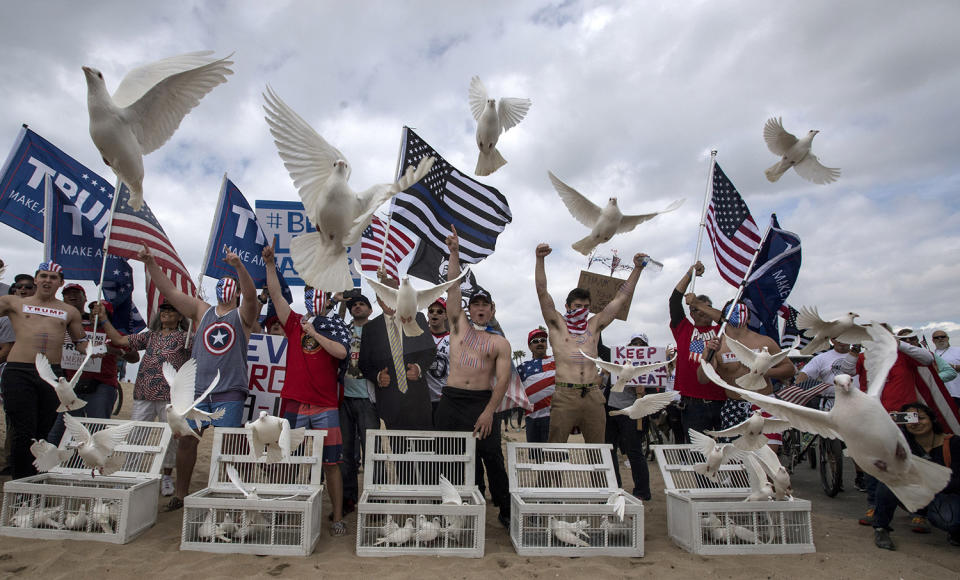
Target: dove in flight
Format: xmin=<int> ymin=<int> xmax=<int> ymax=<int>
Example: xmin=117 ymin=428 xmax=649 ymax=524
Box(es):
xmin=742 ymin=454 xmax=775 ymax=502
xmin=795 ymin=306 xmax=871 ymax=355
xmin=763 ymin=117 xmax=840 ymax=184
xmin=549 ymin=171 xmax=684 ymax=255
xmin=608 ymin=391 xmax=678 ymax=421
xmin=438 ymin=473 xmax=463 ymax=505
xmin=162 ymin=359 xmax=224 ymax=438
xmin=689 ymin=428 xmax=742 ymax=482
xmin=705 ymin=410 xmax=790 ymax=451
xmin=721 ymin=336 xmax=792 ymax=392
xmin=550 ymin=518 xmax=590 ymax=547
xmin=699 ymin=324 xmax=952 ymax=512
xmin=263 ymin=86 xmax=434 ymax=292
xmin=30 ymin=438 xmax=73 ymax=472
xmin=364 ymin=269 xmax=470 ymax=338
xmin=750 ymin=444 xmax=793 ymax=500
xmin=245 ymin=411 xmax=306 ymax=463
xmin=63 ymin=414 xmax=136 ymax=476
xmin=469 ymin=76 xmax=531 ymax=176
xmin=581 ymin=349 xmax=676 ymax=394
xmin=607 ymin=489 xmax=628 ymax=521
xmin=83 ymin=51 xmax=234 ymax=210
xmin=35 ymin=352 xmax=89 ymax=412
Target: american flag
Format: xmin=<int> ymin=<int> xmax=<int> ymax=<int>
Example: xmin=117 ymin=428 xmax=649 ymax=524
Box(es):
xmin=779 ymin=303 xmax=812 ymax=351
xmin=776 ymin=379 xmax=832 ymax=407
xmin=106 ymin=186 xmax=197 ymax=319
xmin=563 ymin=307 xmax=589 ymax=335
xmin=705 ymin=162 xmax=762 ymax=287
xmin=518 ymin=356 xmax=556 ymax=418
xmin=390 ymin=127 xmax=512 ymax=264
xmin=360 ymin=214 xmax=415 ymax=280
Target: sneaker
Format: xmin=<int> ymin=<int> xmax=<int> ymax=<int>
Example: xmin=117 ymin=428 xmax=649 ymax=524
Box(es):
xmin=910 ymin=515 xmax=931 ymax=534
xmin=854 ymin=473 xmax=866 ymax=492
xmin=161 ymin=475 xmax=175 ymax=497
xmin=624 ymin=459 xmax=631 ymax=469
xmin=331 ymin=520 xmax=348 ymax=536
xmin=859 ymin=507 xmax=875 ymax=526
xmin=874 ymin=528 xmax=895 ymax=550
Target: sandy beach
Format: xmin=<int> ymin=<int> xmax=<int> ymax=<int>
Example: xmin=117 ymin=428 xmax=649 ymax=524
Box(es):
xmin=1 ymin=382 xmax=957 ymax=579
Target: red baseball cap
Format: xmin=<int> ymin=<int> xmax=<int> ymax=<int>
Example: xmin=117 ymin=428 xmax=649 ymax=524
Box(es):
xmin=62 ymin=283 xmax=86 ymax=296
xmin=430 ymin=297 xmax=446 ymax=310
xmin=528 ymin=328 xmax=547 ymax=343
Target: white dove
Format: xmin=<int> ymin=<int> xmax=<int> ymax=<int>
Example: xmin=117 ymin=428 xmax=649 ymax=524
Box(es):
xmin=375 ymin=517 xmax=415 ymax=546
xmin=549 ymin=171 xmax=684 ymax=255
xmin=750 ymin=445 xmax=793 ymax=500
xmin=35 ymin=352 xmax=89 ymax=412
xmin=245 ymin=411 xmax=306 ymax=463
xmin=468 ymin=76 xmax=531 ymax=176
xmin=83 ymin=51 xmax=234 ymax=210
xmin=263 ymin=86 xmax=434 ymax=292
xmin=225 ymin=464 xmax=259 ymax=500
xmin=235 ymin=510 xmax=267 ymax=541
xmin=550 ymin=518 xmax=590 ymax=547
xmin=438 ymin=473 xmax=463 ymax=505
xmin=30 ymin=438 xmax=73 ymax=472
xmin=162 ymin=359 xmax=224 ymax=438
xmin=608 ymin=391 xmax=679 ymax=422
xmin=219 ymin=513 xmax=237 ymax=537
xmin=9 ymin=506 xmax=34 ymax=528
xmin=796 ymin=306 xmax=871 ymax=355
xmin=607 ymin=489 xmax=627 ymax=521
xmin=378 ymin=515 xmax=400 ymax=537
xmin=580 ymin=349 xmax=677 ymax=394
xmin=199 ymin=508 xmax=232 ymax=543
xmin=364 ymin=269 xmax=470 ymax=337
xmin=63 ymin=414 xmax=136 ymax=476
xmin=763 ymin=117 xmax=840 ymax=184
xmin=415 ymin=514 xmax=442 ymax=543
xmin=33 ymin=507 xmax=64 ymax=529
xmin=743 ymin=454 xmax=775 ymax=502
xmin=699 ymin=325 xmax=952 ymax=512
xmin=722 ymin=336 xmax=792 ymax=392
xmin=599 ymin=515 xmax=632 ymax=538
xmin=705 ymin=411 xmax=791 ymax=452
xmin=91 ymin=498 xmax=117 ymax=534
xmin=64 ymin=505 xmax=88 ymax=531
xmin=689 ymin=428 xmax=742 ymax=482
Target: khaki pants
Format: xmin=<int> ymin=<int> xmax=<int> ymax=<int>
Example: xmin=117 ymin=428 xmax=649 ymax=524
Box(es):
xmin=547 ymin=385 xmax=606 ymax=444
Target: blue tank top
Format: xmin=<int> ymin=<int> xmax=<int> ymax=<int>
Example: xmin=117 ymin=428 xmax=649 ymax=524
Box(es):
xmin=191 ymin=306 xmax=249 ymax=398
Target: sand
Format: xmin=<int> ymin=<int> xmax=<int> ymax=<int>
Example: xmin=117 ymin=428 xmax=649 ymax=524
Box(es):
xmin=1 ymin=382 xmax=958 ymax=579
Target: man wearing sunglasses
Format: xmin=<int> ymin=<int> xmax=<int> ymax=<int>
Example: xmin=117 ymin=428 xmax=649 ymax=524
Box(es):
xmin=517 ymin=328 xmax=554 ymax=443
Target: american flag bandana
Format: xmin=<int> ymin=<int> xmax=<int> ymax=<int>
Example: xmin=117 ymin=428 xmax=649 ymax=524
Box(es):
xmin=216 ymin=277 xmax=237 ymax=304
xmin=563 ymin=307 xmax=589 ymax=335
xmin=722 ymin=302 xmax=750 ymax=328
xmin=304 ymin=288 xmax=325 ymax=317
xmin=37 ymin=261 xmax=63 ymax=273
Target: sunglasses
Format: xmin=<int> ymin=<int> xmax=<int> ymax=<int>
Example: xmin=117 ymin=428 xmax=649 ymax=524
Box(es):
xmin=933 ymin=335 xmax=948 ymax=340
xmin=428 ymin=309 xmax=445 ymax=315
xmin=14 ymin=283 xmax=35 ymax=290
xmin=530 ymin=337 xmax=547 ymax=344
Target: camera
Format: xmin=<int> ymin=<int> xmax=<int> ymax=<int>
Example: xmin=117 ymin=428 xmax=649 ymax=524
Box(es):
xmin=889 ymin=411 xmax=918 ymax=424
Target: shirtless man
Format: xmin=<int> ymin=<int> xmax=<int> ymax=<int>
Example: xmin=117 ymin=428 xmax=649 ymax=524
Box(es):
xmin=0 ymin=262 xmax=88 ymax=478
xmin=535 ymin=243 xmax=647 ymax=444
xmin=695 ymin=299 xmax=795 ymax=448
xmin=435 ymin=226 xmax=512 ymax=527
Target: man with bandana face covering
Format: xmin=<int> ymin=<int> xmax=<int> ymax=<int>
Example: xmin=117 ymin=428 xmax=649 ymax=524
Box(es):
xmin=137 ymin=245 xmax=258 ymax=511
xmin=534 ymin=243 xmax=648 ymax=445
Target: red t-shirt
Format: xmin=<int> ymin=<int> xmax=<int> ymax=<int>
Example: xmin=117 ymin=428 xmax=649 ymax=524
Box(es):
xmin=671 ymin=318 xmax=725 ymax=400
xmin=856 ymin=351 xmax=922 ymax=412
xmin=65 ymin=320 xmax=122 ymax=388
xmin=280 ymin=312 xmax=339 ymax=407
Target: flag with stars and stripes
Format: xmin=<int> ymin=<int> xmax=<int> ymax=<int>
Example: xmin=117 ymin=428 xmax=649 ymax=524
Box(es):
xmin=360 ymin=214 xmax=415 ymax=280
xmin=389 ymin=127 xmax=512 ymax=270
xmin=779 ymin=303 xmax=813 ymax=351
xmin=704 ymin=161 xmax=762 ymax=287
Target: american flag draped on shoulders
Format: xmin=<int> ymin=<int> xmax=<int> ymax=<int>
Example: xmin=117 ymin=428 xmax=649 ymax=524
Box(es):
xmin=106 ymin=185 xmax=197 ymax=319
xmin=311 ymin=313 xmax=353 ymax=383
xmin=360 ymin=214 xmax=415 ymax=280
xmin=705 ymin=162 xmax=762 ymax=287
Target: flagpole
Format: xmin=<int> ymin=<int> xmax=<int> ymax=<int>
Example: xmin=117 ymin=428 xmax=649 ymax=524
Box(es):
xmin=197 ymin=172 xmax=228 ymax=300
xmin=378 ymin=126 xmax=408 ymax=275
xmin=89 ymin=176 xmax=124 ymax=349
xmin=690 ymin=150 xmax=717 ymax=294
xmin=42 ymin=174 xmax=53 ymax=262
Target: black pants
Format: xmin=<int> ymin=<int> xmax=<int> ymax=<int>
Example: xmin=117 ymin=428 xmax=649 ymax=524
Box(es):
xmin=436 ymin=387 xmax=510 ymax=519
xmin=679 ymin=396 xmax=724 ymax=443
xmin=1 ymin=362 xmax=61 ymax=479
xmin=605 ymin=408 xmax=651 ymax=500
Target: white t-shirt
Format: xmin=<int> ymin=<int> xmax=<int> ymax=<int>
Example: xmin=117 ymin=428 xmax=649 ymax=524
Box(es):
xmin=801 ymin=348 xmax=859 ymax=393
xmin=935 ymin=345 xmax=960 ymax=397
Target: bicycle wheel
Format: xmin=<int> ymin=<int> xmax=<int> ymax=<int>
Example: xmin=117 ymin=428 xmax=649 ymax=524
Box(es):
xmin=780 ymin=429 xmax=800 ymax=473
xmin=808 ymin=444 xmax=817 ymax=469
xmin=819 ymin=437 xmax=844 ymax=497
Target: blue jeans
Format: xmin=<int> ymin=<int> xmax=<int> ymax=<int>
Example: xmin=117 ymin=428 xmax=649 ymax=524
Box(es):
xmin=48 ymin=382 xmax=117 ymax=445
xmin=525 ymin=415 xmax=550 ymax=443
xmin=679 ymin=397 xmax=724 ymax=443
xmin=339 ymin=397 xmax=379 ymax=504
xmin=875 ymin=480 xmax=960 ymax=538
xmin=606 ymin=409 xmax=651 ymax=500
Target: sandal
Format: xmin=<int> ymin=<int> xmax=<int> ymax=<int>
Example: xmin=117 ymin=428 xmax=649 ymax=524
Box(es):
xmin=164 ymin=496 xmax=184 ymax=512
xmin=331 ymin=520 xmax=348 ymax=536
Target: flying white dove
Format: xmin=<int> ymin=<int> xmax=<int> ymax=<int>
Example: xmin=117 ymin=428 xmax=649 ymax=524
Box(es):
xmin=91 ymin=498 xmax=118 ymax=534
xmin=699 ymin=325 xmax=952 ymax=512
xmin=415 ymin=514 xmax=442 ymax=543
xmin=607 ymin=391 xmax=678 ymax=421
xmin=468 ymin=76 xmax=531 ymax=176
xmin=550 ymin=518 xmax=590 ymax=547
xmin=225 ymin=464 xmax=259 ymax=500
xmin=796 ymin=306 xmax=871 ymax=355
xmin=721 ymin=336 xmax=792 ymax=392
xmin=199 ymin=508 xmax=232 ymax=543
xmin=162 ymin=359 xmax=224 ymax=438
xmin=63 ymin=414 xmax=136 ymax=476
xmin=263 ymin=86 xmax=434 ymax=292
xmin=364 ymin=269 xmax=471 ymax=337
xmin=763 ymin=117 xmax=840 ymax=185
xmin=705 ymin=410 xmax=791 ymax=452
xmin=64 ymin=505 xmax=88 ymax=531
xmin=607 ymin=489 xmax=627 ymax=521
xmin=30 ymin=438 xmax=73 ymax=472
xmin=438 ymin=473 xmax=463 ymax=505
xmin=580 ymin=349 xmax=677 ymax=394
xmin=35 ymin=352 xmax=90 ymax=412
xmin=750 ymin=444 xmax=793 ymax=500
xmin=375 ymin=517 xmax=415 ymax=546
xmin=83 ymin=51 xmax=234 ymax=210
xmin=743 ymin=454 xmax=775 ymax=502
xmin=549 ymin=171 xmax=684 ymax=255
xmin=689 ymin=428 xmax=742 ymax=482
xmin=245 ymin=411 xmax=306 ymax=463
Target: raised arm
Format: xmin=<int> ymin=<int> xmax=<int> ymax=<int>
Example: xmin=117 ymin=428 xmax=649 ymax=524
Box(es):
xmin=225 ymin=252 xmax=258 ymax=333
xmin=671 ymin=261 xmax=704 ymax=327
xmin=591 ymin=252 xmax=647 ymax=332
xmin=534 ymin=243 xmax=564 ymax=331
xmin=445 ymin=226 xmax=465 ymax=331
xmin=899 ymin=340 xmax=934 ymax=366
xmin=685 ymin=293 xmax=723 ymax=323
xmin=261 ymin=243 xmax=291 ymax=325
xmin=137 ymin=244 xmax=207 ymax=323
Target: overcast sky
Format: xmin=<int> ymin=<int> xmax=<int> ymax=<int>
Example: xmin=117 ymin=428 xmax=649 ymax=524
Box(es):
xmin=2 ymin=1 xmax=959 ymax=354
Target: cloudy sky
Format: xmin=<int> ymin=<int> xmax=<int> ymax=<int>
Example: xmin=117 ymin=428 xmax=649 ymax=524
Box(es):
xmin=2 ymin=1 xmax=959 ymax=354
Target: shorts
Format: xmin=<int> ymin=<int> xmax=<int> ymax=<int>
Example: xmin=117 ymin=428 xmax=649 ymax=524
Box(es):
xmin=187 ymin=400 xmax=245 ymax=430
xmin=280 ymin=399 xmax=343 ymax=465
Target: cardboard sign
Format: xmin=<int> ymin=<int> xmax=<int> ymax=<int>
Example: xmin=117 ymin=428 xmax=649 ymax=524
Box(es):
xmin=61 ymin=331 xmax=104 ymax=372
xmin=611 ymin=345 xmax=674 ymax=389
xmin=244 ymin=333 xmax=287 ymax=421
xmin=576 ymin=270 xmax=635 ymax=322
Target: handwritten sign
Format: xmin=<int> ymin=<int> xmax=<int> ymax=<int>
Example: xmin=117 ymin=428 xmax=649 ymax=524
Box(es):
xmin=611 ymin=345 xmax=674 ymax=389
xmin=61 ymin=331 xmax=103 ymax=372
xmin=243 ymin=333 xmax=287 ymax=421
xmin=576 ymin=270 xmax=635 ymax=321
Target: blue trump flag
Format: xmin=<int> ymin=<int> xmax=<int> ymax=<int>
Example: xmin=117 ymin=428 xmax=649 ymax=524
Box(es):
xmin=43 ymin=176 xmax=144 ymax=334
xmin=741 ymin=214 xmax=802 ymax=343
xmin=1 ymin=126 xmax=115 ymax=241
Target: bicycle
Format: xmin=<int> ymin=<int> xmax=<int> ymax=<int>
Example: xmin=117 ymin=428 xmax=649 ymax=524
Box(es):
xmin=777 ymin=390 xmax=844 ymax=497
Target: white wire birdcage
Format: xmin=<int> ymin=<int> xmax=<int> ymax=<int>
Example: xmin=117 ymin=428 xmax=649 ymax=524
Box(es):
xmin=507 ymin=442 xmax=644 ymax=557
xmin=180 ymin=427 xmax=326 ymax=556
xmin=356 ymin=430 xmax=485 ymax=557
xmin=0 ymin=418 xmax=171 ymax=544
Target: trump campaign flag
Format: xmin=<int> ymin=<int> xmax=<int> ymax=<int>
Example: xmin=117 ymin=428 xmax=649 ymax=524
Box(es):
xmin=741 ymin=214 xmax=802 ymax=343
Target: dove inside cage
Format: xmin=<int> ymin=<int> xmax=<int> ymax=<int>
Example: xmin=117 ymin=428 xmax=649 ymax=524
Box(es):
xmin=183 ymin=505 xmax=305 ymax=546
xmin=509 ymin=495 xmax=644 ymax=555
xmin=696 ymin=509 xmax=813 ymax=548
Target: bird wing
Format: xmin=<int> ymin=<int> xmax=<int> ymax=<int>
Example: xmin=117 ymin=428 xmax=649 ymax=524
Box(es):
xmin=345 ymin=183 xmax=402 ymax=246
xmin=112 ymin=51 xmax=219 ymax=107
xmin=548 ymin=171 xmax=603 ymax=227
xmin=743 ymin=454 xmax=768 ymax=494
xmin=91 ymin=421 xmax=137 ymax=454
xmin=795 ymin=305 xmax=828 ymax=333
xmin=189 ymin=370 xmax=222 ymax=410
xmin=631 ymin=391 xmax=680 ymax=418
xmin=467 ymin=76 xmax=488 ymax=121
xmin=834 ymin=324 xmax=871 ymax=345
xmin=62 ymin=413 xmax=92 ymax=445
xmin=438 ymin=474 xmax=462 ymax=505
xmin=862 ymin=322 xmax=899 ymax=398
xmin=263 ymin=86 xmax=347 ymax=219
xmin=34 ymin=353 xmax=60 ymax=388
xmin=699 ymin=360 xmax=841 ymax=439
xmin=497 ymin=97 xmax=531 ymax=132
xmin=225 ymin=464 xmax=251 ymax=498
xmin=793 ymin=153 xmax=841 ymax=185
xmin=722 ymin=336 xmax=761 ymax=368
xmin=687 ymin=428 xmax=718 ymax=457
xmin=616 ymin=199 xmax=685 ymax=233
xmin=578 ymin=349 xmax=623 ymax=375
xmin=414 ymin=268 xmax=471 ymax=310
xmin=166 ymin=359 xmax=197 ymax=413
xmin=68 ymin=346 xmax=96 ymax=390
xmin=763 ymin=117 xmax=797 ymax=156
xmin=363 ymin=274 xmax=399 ymax=311
xmin=124 ymin=54 xmax=234 ymax=155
